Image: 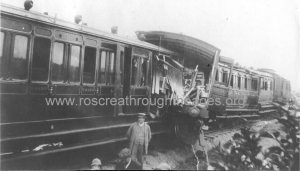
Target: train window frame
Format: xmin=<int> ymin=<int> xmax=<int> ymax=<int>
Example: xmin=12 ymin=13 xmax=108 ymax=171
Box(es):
xmin=51 ymin=41 xmax=66 ymax=83
xmin=83 ymin=46 xmax=97 ymax=85
xmin=241 ymin=76 xmax=244 ymax=89
xmin=248 ymin=78 xmax=251 ymax=90
xmin=219 ymin=70 xmax=223 ymax=82
xmin=131 ymin=55 xmax=140 ymax=86
xmin=251 ymin=78 xmax=258 ymax=91
xmin=131 ymin=54 xmax=149 ymax=87
xmin=98 ymin=50 xmax=107 ymax=85
xmin=230 ymin=74 xmax=233 ymax=88
xmin=215 ymin=69 xmax=219 ymax=81
xmin=51 ymin=42 xmax=82 ymax=85
xmin=237 ymin=75 xmax=241 ymax=89
xmin=98 ymin=49 xmax=116 ymax=85
xmin=222 ymin=71 xmax=228 ymax=83
xmin=244 ymin=76 xmax=247 ymax=90
xmin=67 ymin=44 xmax=81 ymax=84
xmin=260 ymin=78 xmax=264 ymax=91
xmin=31 ymin=36 xmax=52 ymax=83
xmin=108 ymin=52 xmax=116 ymax=85
xmin=264 ymin=81 xmax=268 ymax=91
xmin=0 ymin=31 xmax=5 ymax=79
xmin=10 ymin=33 xmax=30 ymax=81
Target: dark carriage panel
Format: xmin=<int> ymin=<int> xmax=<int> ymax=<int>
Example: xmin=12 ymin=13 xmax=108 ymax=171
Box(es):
xmin=0 ymin=83 xmax=27 ymax=94
xmin=85 ymin=38 xmax=98 ymax=47
xmin=55 ymin=30 xmax=83 ymax=43
xmin=208 ymin=85 xmax=229 ymax=112
xmin=81 ymin=86 xmax=95 ymax=95
xmin=99 ymin=86 xmax=115 ymax=96
xmin=34 ymin=27 xmax=52 ymax=37
xmin=30 ymin=84 xmax=49 ymax=94
xmin=1 ymin=17 xmax=32 ymax=32
xmin=55 ymin=85 xmax=80 ymax=95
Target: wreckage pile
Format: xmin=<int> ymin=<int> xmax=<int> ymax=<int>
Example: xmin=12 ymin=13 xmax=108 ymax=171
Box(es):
xmin=206 ymin=110 xmax=299 ymax=171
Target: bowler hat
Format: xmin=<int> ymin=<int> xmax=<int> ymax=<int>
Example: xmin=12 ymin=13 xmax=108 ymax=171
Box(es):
xmin=137 ymin=113 xmax=146 ymax=118
xmin=91 ymin=158 xmax=102 ymax=166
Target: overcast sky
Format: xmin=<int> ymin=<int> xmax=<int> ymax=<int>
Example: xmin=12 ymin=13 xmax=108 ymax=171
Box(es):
xmin=1 ymin=0 xmax=299 ymax=91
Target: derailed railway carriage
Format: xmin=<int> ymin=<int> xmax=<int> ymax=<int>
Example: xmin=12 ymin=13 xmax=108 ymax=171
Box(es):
xmin=0 ymin=2 xmax=292 ymax=170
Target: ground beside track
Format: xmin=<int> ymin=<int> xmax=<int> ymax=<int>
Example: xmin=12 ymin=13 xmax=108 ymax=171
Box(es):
xmin=77 ymin=118 xmax=278 ymax=170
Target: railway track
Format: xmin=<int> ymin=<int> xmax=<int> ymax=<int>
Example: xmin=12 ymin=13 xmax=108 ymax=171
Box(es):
xmin=204 ymin=120 xmax=258 ymax=139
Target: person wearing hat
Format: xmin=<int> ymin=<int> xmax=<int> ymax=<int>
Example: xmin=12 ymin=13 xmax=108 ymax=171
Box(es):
xmin=126 ymin=113 xmax=151 ymax=166
xmin=115 ymin=148 xmax=142 ymax=170
xmin=91 ymin=158 xmax=102 ymax=170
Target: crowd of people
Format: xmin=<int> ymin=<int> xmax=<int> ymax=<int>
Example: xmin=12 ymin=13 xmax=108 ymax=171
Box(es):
xmin=90 ymin=113 xmax=171 ymax=170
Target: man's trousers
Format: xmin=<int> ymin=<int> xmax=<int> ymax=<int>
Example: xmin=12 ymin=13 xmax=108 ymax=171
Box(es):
xmin=131 ymin=143 xmax=144 ymax=165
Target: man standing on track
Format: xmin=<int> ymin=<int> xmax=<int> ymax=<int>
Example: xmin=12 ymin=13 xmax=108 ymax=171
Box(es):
xmin=126 ymin=113 xmax=152 ymax=166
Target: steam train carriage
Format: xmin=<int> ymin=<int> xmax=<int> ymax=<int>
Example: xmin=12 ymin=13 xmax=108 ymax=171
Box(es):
xmin=0 ymin=3 xmax=179 ymax=169
xmin=257 ymin=68 xmax=291 ymax=104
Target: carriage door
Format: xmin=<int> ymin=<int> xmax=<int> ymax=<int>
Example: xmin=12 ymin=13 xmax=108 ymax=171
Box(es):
xmin=95 ymin=42 xmax=117 ymax=116
xmin=122 ymin=47 xmax=151 ymax=114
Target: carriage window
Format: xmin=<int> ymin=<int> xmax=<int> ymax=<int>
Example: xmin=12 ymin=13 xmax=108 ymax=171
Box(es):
xmin=215 ymin=69 xmax=219 ymax=81
xmin=270 ymin=81 xmax=273 ymax=90
xmin=222 ymin=72 xmax=228 ymax=83
xmin=140 ymin=57 xmax=148 ymax=86
xmin=252 ymin=79 xmax=258 ymax=91
xmin=83 ymin=47 xmax=96 ymax=84
xmin=0 ymin=32 xmax=4 ymax=79
xmin=120 ymin=51 xmax=124 ymax=85
xmin=108 ymin=52 xmax=115 ymax=84
xmin=52 ymin=42 xmax=65 ymax=82
xmin=131 ymin=56 xmax=139 ymax=86
xmin=260 ymin=78 xmax=264 ymax=90
xmin=244 ymin=77 xmax=247 ymax=89
xmin=265 ymin=82 xmax=268 ymax=91
xmin=11 ymin=35 xmax=28 ymax=80
xmin=68 ymin=45 xmax=80 ymax=83
xmin=31 ymin=37 xmax=51 ymax=81
xmin=237 ymin=76 xmax=241 ymax=89
xmin=98 ymin=51 xmax=106 ymax=84
xmin=248 ymin=79 xmax=251 ymax=90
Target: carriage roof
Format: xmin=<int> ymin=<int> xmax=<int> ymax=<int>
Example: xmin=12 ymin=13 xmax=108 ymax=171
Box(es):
xmin=0 ymin=3 xmax=175 ymax=55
